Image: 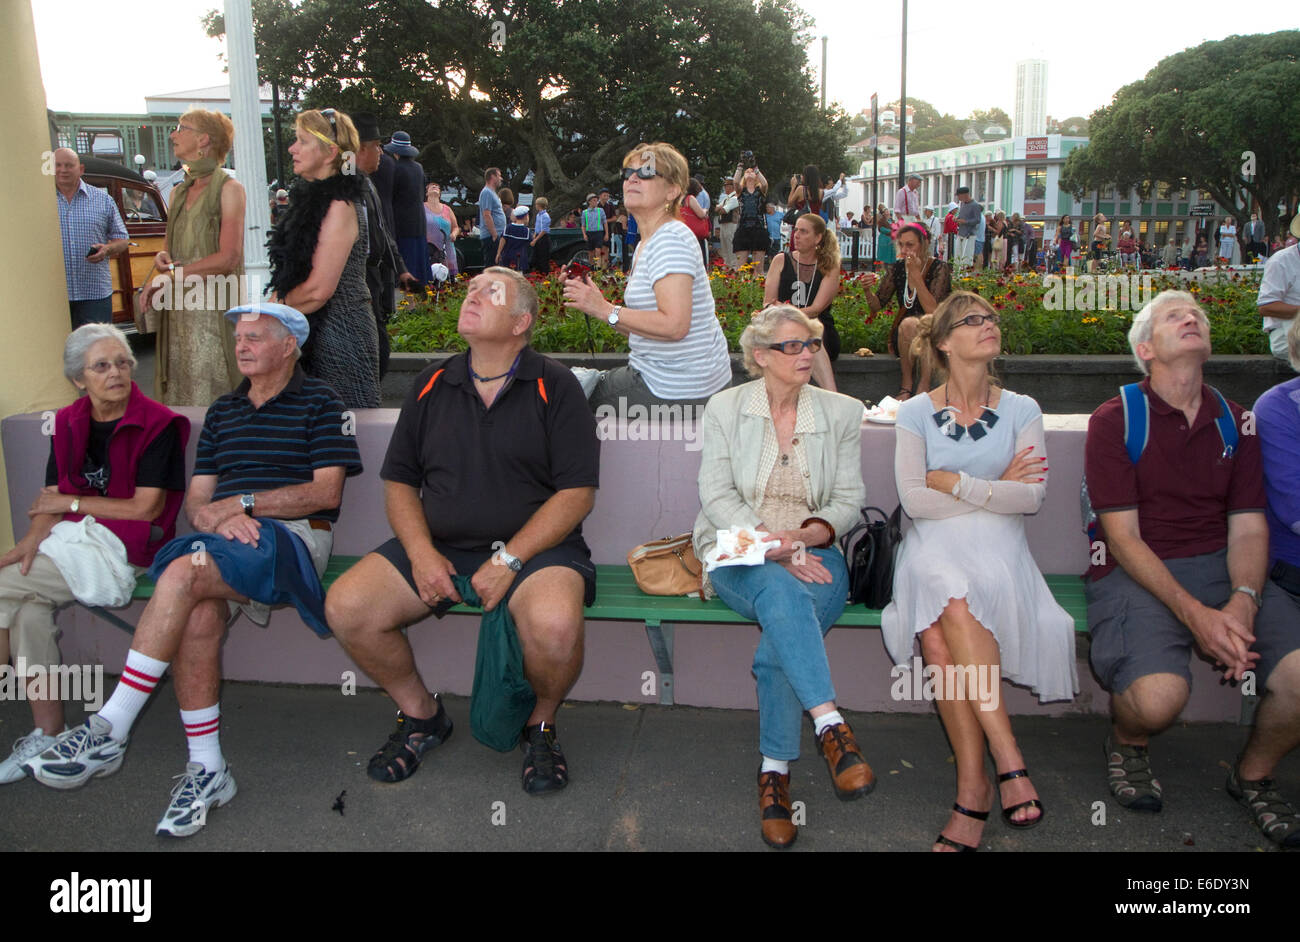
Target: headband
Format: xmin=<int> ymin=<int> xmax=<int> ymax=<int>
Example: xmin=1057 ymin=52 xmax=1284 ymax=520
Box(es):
xmin=891 ymin=220 xmax=930 ymax=242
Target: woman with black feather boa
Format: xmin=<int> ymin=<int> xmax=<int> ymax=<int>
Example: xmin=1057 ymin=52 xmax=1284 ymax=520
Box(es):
xmin=266 ymin=109 xmax=379 ymax=408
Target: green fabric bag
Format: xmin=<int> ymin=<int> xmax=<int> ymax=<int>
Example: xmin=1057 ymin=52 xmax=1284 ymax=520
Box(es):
xmin=454 ymin=575 xmax=537 ymax=752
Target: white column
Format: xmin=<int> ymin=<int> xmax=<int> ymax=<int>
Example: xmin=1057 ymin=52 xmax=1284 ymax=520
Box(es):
xmin=225 ymin=0 xmax=270 ymax=299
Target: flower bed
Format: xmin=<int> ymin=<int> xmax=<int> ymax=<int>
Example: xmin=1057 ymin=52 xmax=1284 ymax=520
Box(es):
xmin=388 ymin=266 xmax=1268 ymax=356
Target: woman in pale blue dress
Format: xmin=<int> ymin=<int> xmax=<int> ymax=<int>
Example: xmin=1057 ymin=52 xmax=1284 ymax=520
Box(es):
xmin=882 ymin=291 xmax=1077 ymax=852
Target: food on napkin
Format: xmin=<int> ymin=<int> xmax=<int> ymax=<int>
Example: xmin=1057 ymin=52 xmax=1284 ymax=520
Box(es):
xmin=864 ymin=395 xmax=902 ymax=421
xmin=704 ymin=526 xmax=781 ymax=572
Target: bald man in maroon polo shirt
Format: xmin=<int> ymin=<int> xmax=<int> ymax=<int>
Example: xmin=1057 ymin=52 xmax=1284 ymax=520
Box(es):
xmin=1084 ymin=289 xmax=1300 ymax=848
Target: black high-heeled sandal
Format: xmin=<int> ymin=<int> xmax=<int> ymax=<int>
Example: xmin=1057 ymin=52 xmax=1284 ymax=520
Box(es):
xmin=934 ymin=802 xmax=988 ymax=852
xmin=998 ymin=768 xmax=1045 ymax=829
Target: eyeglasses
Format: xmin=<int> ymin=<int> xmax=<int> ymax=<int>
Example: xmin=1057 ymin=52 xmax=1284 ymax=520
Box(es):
xmin=954 ymin=313 xmax=1001 ymax=328
xmin=85 ymin=357 xmax=133 ymax=375
xmin=767 ymin=338 xmax=823 ymax=355
xmin=174 ymin=123 xmax=196 ymax=134
xmin=622 ymin=165 xmax=661 ymax=181
xmin=320 ymin=108 xmax=338 ymax=140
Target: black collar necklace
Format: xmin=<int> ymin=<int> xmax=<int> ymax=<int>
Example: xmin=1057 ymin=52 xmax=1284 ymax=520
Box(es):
xmin=933 ymin=384 xmax=999 ymax=441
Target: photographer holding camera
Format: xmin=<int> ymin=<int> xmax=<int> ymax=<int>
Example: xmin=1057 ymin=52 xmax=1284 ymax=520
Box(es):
xmin=732 ymin=155 xmax=770 ymax=270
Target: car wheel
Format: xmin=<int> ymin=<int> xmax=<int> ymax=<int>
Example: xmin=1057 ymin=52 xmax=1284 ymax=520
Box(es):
xmin=557 ymin=245 xmax=592 ymax=269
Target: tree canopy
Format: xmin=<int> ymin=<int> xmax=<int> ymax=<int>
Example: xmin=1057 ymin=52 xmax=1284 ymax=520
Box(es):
xmin=207 ymin=0 xmax=851 ymax=209
xmin=1059 ymin=31 xmax=1300 ymax=236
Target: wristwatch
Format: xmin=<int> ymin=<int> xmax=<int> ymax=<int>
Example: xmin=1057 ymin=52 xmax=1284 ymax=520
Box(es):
xmin=496 ymin=548 xmax=523 ymax=572
xmin=607 ymin=305 xmax=621 ymax=327
xmin=240 ymin=493 xmax=256 ymax=517
xmin=1233 ymin=586 xmax=1263 ymax=610
xmin=69 ymin=498 xmax=80 ymax=514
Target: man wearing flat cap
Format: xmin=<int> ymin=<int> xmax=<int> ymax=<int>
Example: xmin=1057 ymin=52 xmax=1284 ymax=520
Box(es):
xmin=894 ymin=173 xmax=922 ymax=222
xmin=25 ymin=303 xmax=362 ymax=838
xmin=384 ymin=130 xmax=428 ymax=285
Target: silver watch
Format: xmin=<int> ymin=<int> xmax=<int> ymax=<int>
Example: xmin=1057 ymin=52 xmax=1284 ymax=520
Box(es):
xmin=240 ymin=493 xmax=256 ymax=516
xmin=1233 ymin=586 xmax=1263 ymax=610
xmin=607 ymin=305 xmax=621 ymax=327
xmin=496 ymin=549 xmax=523 ymax=572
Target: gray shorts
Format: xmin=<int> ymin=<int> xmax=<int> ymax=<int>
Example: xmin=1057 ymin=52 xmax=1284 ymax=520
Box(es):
xmin=1087 ymin=549 xmax=1300 ymax=693
xmin=588 ymin=364 xmax=721 ymax=412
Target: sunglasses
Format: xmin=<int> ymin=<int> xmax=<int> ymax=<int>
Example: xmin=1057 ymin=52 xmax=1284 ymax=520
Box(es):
xmin=767 ymin=338 xmax=824 ymax=355
xmin=320 ymin=108 xmax=338 ymax=140
xmin=954 ymin=313 xmax=1001 ymax=328
xmin=622 ymin=165 xmax=661 ymax=181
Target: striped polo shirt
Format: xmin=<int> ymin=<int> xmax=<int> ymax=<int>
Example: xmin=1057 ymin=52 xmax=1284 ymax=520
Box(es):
xmin=623 ymin=220 xmax=732 ymax=400
xmin=194 ymin=366 xmax=363 ymax=522
xmin=58 ymin=180 xmax=128 ymax=301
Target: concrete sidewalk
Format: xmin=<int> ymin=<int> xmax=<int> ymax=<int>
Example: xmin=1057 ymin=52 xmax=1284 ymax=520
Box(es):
xmin=1 ymin=680 xmax=1294 ymax=853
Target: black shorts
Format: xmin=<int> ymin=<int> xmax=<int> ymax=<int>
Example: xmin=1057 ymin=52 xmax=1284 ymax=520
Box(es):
xmin=732 ymin=225 xmax=769 ymax=252
xmin=373 ymin=536 xmax=597 ymax=611
xmin=818 ymin=312 xmax=840 ymax=361
xmin=585 ymin=232 xmax=606 ymax=250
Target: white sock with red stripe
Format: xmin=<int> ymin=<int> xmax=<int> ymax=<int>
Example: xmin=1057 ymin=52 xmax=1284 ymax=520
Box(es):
xmin=180 ymin=704 xmax=224 ymax=773
xmin=97 ymin=650 xmax=169 ymax=739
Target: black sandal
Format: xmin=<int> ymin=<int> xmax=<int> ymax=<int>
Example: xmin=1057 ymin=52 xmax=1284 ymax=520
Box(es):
xmin=998 ymin=768 xmax=1045 ymax=829
xmin=521 ymin=721 xmax=569 ymax=795
xmin=366 ymin=697 xmax=453 ymax=783
xmin=935 ymin=802 xmax=988 ymax=852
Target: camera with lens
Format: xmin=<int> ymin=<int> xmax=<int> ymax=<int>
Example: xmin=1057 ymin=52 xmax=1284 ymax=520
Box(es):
xmin=740 ymin=150 xmax=756 ymax=169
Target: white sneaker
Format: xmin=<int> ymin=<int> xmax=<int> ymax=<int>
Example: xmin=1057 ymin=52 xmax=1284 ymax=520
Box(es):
xmin=0 ymin=728 xmax=58 ymax=785
xmin=156 ymin=762 xmax=237 ymax=837
xmin=23 ymin=715 xmax=128 ymax=790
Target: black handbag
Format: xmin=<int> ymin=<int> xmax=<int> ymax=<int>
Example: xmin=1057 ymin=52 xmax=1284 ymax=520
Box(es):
xmin=839 ymin=505 xmax=902 ymax=608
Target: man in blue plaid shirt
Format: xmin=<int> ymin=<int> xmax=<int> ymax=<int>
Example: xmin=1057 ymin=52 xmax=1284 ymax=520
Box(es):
xmin=54 ymin=148 xmax=129 ymax=327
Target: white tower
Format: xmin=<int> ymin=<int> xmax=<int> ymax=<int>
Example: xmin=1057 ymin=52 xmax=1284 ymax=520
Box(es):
xmin=1014 ymin=59 xmax=1048 ymax=137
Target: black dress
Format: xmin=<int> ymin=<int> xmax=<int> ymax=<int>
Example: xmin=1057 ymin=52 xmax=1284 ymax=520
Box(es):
xmin=775 ymin=251 xmax=838 ymax=360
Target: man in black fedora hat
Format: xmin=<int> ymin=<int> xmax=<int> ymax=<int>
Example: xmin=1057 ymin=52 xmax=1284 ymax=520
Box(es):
xmin=383 ymin=130 xmax=428 ymax=288
xmin=354 ymin=113 xmax=418 ymax=379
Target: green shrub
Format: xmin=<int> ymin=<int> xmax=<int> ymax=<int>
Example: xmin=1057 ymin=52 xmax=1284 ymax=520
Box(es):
xmin=389 ymin=266 xmax=1267 ymax=356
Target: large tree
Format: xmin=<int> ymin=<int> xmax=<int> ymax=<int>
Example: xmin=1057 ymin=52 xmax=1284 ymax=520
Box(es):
xmin=1060 ymin=31 xmax=1300 ymax=238
xmin=207 ymin=0 xmax=850 ymax=208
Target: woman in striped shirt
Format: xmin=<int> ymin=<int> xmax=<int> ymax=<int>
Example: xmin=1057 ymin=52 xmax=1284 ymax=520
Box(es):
xmin=562 ymin=143 xmax=732 ymax=411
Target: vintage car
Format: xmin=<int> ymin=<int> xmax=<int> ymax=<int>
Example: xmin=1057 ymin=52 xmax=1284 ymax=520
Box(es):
xmin=79 ymin=156 xmax=169 ymax=332
xmin=450 ymin=202 xmax=591 ymax=273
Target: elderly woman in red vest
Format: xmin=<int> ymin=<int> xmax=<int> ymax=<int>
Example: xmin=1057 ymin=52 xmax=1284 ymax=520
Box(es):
xmin=0 ymin=324 xmax=188 ymax=784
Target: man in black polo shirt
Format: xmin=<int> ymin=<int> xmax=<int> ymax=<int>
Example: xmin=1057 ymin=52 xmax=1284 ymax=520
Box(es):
xmin=26 ymin=305 xmax=363 ymax=837
xmin=327 ymin=267 xmax=599 ymax=795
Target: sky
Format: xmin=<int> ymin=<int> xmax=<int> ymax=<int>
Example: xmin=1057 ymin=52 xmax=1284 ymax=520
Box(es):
xmin=32 ymin=0 xmax=1297 ymax=124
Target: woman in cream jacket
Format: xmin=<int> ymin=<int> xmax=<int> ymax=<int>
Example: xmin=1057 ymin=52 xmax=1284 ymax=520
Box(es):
xmin=693 ymin=304 xmax=871 ymax=849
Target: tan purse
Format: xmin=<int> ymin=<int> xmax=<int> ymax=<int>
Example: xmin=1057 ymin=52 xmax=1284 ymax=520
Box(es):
xmin=627 ymin=534 xmax=705 ymax=600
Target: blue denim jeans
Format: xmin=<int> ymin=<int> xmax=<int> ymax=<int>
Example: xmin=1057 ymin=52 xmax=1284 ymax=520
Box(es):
xmin=709 ymin=549 xmax=849 ymax=760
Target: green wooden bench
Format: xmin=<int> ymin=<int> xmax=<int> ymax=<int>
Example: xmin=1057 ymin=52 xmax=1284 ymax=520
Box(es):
xmin=87 ymin=558 xmax=1088 ymax=707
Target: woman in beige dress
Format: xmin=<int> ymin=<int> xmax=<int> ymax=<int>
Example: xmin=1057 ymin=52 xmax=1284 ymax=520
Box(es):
xmin=141 ymin=109 xmax=246 ymax=405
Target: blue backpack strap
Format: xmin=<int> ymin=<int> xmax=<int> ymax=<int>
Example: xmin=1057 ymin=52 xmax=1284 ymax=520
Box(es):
xmin=1207 ymin=385 xmax=1238 ymax=458
xmin=1120 ymin=383 xmax=1149 ymax=464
